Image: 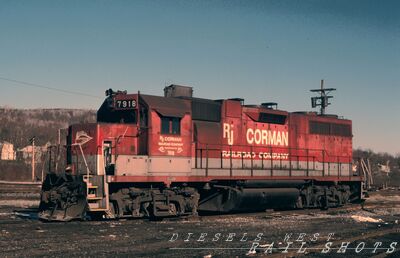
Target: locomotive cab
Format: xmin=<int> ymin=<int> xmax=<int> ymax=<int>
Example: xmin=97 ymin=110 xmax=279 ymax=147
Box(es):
xmin=67 ymin=90 xmax=143 ymax=177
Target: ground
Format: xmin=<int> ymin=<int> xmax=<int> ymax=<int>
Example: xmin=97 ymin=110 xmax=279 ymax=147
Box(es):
xmin=0 ymin=182 xmax=399 ymax=257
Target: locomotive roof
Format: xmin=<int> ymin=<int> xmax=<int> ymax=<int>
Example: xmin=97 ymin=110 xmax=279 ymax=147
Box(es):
xmin=99 ymin=89 xmax=350 ymax=122
xmin=140 ymin=94 xmax=191 ymax=117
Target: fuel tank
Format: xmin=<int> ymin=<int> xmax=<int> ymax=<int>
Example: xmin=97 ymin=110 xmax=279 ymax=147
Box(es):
xmin=238 ymin=180 xmax=306 ymax=188
xmin=199 ymin=187 xmax=300 ymax=212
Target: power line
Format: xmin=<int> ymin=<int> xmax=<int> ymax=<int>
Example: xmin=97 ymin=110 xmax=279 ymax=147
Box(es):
xmin=0 ymin=76 xmax=103 ymax=99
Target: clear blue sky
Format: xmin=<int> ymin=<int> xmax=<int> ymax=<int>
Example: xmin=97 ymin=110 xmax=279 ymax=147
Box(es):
xmin=0 ymin=0 xmax=399 ymax=154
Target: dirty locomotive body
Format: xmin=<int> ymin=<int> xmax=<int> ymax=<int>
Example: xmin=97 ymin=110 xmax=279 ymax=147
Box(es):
xmin=39 ymin=85 xmax=362 ymax=221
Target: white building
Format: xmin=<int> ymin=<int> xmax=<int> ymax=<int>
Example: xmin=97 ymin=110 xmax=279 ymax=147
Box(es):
xmin=0 ymin=142 xmax=16 ymax=160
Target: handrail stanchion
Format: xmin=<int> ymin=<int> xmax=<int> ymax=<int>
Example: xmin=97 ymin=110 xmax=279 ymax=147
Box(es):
xmin=313 ymin=155 xmax=316 ymax=170
xmin=205 ymin=144 xmax=208 ymax=177
xmin=306 ymin=149 xmax=309 ymax=177
xmin=200 ymin=148 xmax=203 ymax=169
xmin=230 ymin=145 xmax=233 ymax=177
xmin=261 ymin=150 xmax=264 ymax=170
xmin=220 ymin=149 xmax=223 ymax=169
xmin=250 ymin=146 xmax=253 ymax=177
xmin=289 ymin=148 xmax=292 ymax=177
xmin=241 ymin=151 xmax=244 ymax=169
xmin=322 ymin=150 xmax=325 ymax=177
xmin=270 ymin=147 xmax=273 ymax=177
xmin=195 ymin=142 xmax=198 ymax=169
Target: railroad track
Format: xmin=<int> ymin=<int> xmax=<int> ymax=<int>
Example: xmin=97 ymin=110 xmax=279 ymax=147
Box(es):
xmin=0 ymin=181 xmax=41 ymax=194
xmin=0 ymin=182 xmax=41 ymax=206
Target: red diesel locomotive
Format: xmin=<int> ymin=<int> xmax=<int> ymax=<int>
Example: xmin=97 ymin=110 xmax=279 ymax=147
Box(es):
xmin=39 ymin=85 xmax=363 ymax=221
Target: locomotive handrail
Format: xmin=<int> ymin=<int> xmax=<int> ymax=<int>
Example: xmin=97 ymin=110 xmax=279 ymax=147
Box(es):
xmin=195 ymin=141 xmax=353 ymax=163
xmin=194 ymin=141 xmax=354 ymax=179
xmin=195 ymin=141 xmax=352 ymax=159
xmin=195 ymin=142 xmax=352 ymax=160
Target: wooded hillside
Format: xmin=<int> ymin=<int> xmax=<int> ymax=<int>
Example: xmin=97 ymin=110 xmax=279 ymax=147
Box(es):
xmin=0 ymin=108 xmax=96 ymax=149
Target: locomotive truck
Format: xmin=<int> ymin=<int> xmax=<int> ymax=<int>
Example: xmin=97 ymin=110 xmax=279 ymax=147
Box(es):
xmin=39 ymin=85 xmax=363 ymax=221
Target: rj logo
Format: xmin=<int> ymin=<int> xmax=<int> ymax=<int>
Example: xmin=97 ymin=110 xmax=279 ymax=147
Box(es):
xmin=223 ymin=123 xmax=234 ymax=145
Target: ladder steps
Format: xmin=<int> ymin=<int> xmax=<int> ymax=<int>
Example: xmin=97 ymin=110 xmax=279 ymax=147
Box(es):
xmin=89 ymin=208 xmax=108 ymax=211
xmin=87 ymin=196 xmax=103 ymax=200
xmin=84 ymin=175 xmax=106 ymax=210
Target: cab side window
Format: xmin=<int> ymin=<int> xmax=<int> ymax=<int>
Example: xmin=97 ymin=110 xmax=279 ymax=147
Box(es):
xmin=161 ymin=116 xmax=181 ymax=135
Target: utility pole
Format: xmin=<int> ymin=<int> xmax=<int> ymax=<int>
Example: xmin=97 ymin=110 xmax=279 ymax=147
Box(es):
xmin=55 ymin=128 xmax=61 ymax=173
xmin=30 ymin=137 xmax=36 ymax=181
xmin=310 ymin=79 xmax=336 ymax=115
xmin=58 ymin=128 xmax=61 ymax=146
